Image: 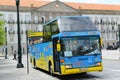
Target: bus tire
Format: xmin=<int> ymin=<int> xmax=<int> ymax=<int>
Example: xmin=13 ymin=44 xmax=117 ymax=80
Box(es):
xmin=33 ymin=59 xmax=37 ymax=69
xmin=80 ymin=72 xmax=87 ymax=75
xmin=30 ymin=58 xmax=32 ymax=63
xmin=49 ymin=63 xmax=54 ymax=76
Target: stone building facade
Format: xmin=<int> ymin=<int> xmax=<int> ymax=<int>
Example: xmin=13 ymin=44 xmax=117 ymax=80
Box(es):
xmin=0 ymin=0 xmax=120 ymax=55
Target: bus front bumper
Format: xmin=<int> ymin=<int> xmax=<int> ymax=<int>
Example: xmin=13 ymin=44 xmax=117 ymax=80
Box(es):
xmin=60 ymin=65 xmax=103 ymax=75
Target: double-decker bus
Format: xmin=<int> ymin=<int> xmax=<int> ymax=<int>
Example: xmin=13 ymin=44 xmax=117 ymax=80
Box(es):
xmin=28 ymin=16 xmax=103 ymax=75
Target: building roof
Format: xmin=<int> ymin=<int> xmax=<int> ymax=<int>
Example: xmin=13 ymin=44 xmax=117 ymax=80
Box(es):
xmin=0 ymin=0 xmax=120 ymax=11
xmin=65 ymin=2 xmax=120 ymax=11
xmin=0 ymin=0 xmax=50 ymax=7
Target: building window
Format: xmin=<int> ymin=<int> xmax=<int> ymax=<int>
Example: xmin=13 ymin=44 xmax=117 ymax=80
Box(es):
xmin=8 ymin=14 xmax=14 ymax=21
xmin=25 ymin=15 xmax=31 ymax=23
xmin=8 ymin=24 xmax=15 ymax=34
xmin=20 ymin=34 xmax=23 ymax=42
xmin=100 ymin=19 xmax=102 ymax=25
xmin=116 ymin=32 xmax=118 ymax=40
xmin=112 ymin=26 xmax=114 ymax=30
xmin=111 ymin=17 xmax=115 ymax=25
xmin=106 ymin=28 xmax=109 ymax=39
xmin=41 ymin=16 xmax=45 ymax=23
xmin=20 ymin=15 xmax=23 ymax=23
xmin=106 ymin=17 xmax=110 ymax=25
xmin=49 ymin=16 xmax=53 ymax=20
xmin=34 ymin=25 xmax=38 ymax=31
xmin=112 ymin=26 xmax=115 ymax=39
xmin=111 ymin=17 xmax=114 ymax=21
xmin=116 ymin=17 xmax=119 ymax=25
xmin=9 ymin=34 xmax=14 ymax=42
xmin=9 ymin=24 xmax=15 ymax=42
xmin=34 ymin=16 xmax=38 ymax=23
xmin=35 ymin=27 xmax=38 ymax=31
xmin=26 ymin=24 xmax=31 ymax=30
xmin=94 ymin=17 xmax=99 ymax=25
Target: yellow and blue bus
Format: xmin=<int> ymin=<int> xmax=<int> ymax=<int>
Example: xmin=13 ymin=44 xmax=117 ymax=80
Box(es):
xmin=29 ymin=16 xmax=103 ymax=76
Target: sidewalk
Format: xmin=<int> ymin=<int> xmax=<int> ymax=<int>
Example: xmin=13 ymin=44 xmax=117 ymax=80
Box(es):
xmin=102 ymin=49 xmax=120 ymax=60
xmin=0 ymin=55 xmax=57 ymax=80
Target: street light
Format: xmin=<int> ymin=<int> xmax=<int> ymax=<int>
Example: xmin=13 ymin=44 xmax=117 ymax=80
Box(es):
xmin=15 ymin=0 xmax=24 ymax=68
xmin=118 ymin=24 xmax=120 ymax=59
xmin=5 ymin=27 xmax=7 ymax=59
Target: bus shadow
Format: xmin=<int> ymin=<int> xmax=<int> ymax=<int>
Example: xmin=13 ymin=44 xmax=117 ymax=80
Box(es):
xmin=56 ymin=73 xmax=101 ymax=80
xmin=33 ymin=67 xmax=101 ymax=80
xmin=32 ymin=67 xmax=51 ymax=75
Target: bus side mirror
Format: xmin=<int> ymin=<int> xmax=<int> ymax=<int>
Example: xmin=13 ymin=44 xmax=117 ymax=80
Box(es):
xmin=57 ymin=43 xmax=61 ymax=51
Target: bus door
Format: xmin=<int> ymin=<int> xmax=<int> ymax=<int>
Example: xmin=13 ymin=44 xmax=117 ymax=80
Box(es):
xmin=53 ymin=37 xmax=60 ymax=72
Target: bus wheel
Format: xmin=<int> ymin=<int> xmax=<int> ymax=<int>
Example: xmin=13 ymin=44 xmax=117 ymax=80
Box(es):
xmin=33 ymin=59 xmax=37 ymax=69
xmin=80 ymin=72 xmax=87 ymax=75
xmin=49 ymin=64 xmax=54 ymax=76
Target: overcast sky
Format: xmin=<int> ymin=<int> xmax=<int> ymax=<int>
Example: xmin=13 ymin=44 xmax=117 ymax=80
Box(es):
xmin=38 ymin=0 xmax=120 ymax=5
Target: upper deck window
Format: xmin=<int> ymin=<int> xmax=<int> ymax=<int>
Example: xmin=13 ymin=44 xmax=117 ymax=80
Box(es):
xmin=58 ymin=17 xmax=97 ymax=32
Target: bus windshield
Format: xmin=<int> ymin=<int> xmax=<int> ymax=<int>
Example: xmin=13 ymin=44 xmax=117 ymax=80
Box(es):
xmin=58 ymin=17 xmax=97 ymax=32
xmin=61 ymin=37 xmax=101 ymax=57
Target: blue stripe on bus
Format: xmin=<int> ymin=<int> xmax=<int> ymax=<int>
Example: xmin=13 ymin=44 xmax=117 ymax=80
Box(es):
xmin=52 ymin=31 xmax=100 ymax=38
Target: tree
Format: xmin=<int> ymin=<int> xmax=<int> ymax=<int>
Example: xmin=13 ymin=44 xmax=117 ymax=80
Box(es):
xmin=0 ymin=14 xmax=5 ymax=46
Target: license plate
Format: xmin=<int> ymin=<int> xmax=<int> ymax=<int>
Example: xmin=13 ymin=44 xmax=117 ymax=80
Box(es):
xmin=80 ymin=68 xmax=88 ymax=72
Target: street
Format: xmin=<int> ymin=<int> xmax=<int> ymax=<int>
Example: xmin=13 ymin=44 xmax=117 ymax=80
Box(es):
xmin=35 ymin=59 xmax=120 ymax=80
xmin=0 ymin=51 xmax=120 ymax=80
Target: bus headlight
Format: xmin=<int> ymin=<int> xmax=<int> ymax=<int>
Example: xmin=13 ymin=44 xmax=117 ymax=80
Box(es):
xmin=65 ymin=64 xmax=72 ymax=68
xmin=95 ymin=62 xmax=101 ymax=66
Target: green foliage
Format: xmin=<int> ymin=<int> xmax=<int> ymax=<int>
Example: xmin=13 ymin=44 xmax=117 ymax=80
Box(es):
xmin=0 ymin=14 xmax=5 ymax=46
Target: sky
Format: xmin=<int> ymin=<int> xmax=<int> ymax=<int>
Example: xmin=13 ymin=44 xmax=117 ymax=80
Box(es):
xmin=38 ymin=0 xmax=120 ymax=5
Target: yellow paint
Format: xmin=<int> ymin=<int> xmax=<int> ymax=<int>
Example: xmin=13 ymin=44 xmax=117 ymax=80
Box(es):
xmin=28 ymin=32 xmax=43 ymax=37
xmin=100 ymin=38 xmax=103 ymax=47
xmin=60 ymin=63 xmax=103 ymax=75
xmin=34 ymin=56 xmax=54 ymax=71
xmin=31 ymin=55 xmax=103 ymax=75
xmin=57 ymin=43 xmax=61 ymax=51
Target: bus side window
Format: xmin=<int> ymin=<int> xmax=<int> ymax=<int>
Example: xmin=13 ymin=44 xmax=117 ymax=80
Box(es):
xmin=43 ymin=24 xmax=51 ymax=42
xmin=51 ymin=21 xmax=59 ymax=35
xmin=40 ymin=38 xmax=43 ymax=43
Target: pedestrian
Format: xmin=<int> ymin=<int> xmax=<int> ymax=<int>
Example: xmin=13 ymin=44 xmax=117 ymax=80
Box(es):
xmin=13 ymin=51 xmax=17 ymax=60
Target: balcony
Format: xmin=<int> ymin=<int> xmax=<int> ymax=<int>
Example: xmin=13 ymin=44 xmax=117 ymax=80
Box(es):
xmin=33 ymin=20 xmax=39 ymax=24
xmin=111 ymin=21 xmax=115 ymax=25
xmin=7 ymin=20 xmax=15 ymax=24
xmin=20 ymin=20 xmax=24 ymax=24
xmin=25 ymin=20 xmax=31 ymax=24
xmin=106 ymin=21 xmax=110 ymax=25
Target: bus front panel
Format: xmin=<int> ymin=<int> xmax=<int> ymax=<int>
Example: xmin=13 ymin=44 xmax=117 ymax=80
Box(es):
xmin=59 ymin=36 xmax=103 ymax=75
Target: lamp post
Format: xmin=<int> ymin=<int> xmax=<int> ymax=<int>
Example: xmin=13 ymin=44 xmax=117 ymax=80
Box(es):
xmin=5 ymin=27 xmax=7 ymax=59
xmin=15 ymin=0 xmax=24 ymax=68
xmin=118 ymin=24 xmax=120 ymax=59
